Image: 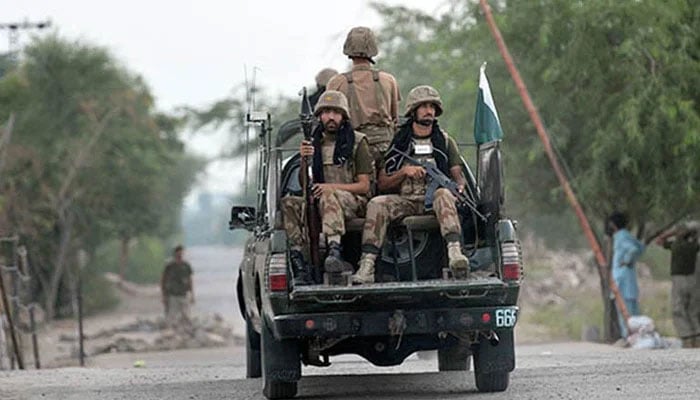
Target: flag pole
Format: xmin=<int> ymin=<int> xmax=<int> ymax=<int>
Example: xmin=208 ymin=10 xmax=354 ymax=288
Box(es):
xmin=478 ymin=0 xmax=631 ymax=331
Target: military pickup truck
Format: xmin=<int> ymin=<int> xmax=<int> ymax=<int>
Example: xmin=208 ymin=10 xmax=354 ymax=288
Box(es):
xmin=231 ymin=112 xmax=522 ymax=399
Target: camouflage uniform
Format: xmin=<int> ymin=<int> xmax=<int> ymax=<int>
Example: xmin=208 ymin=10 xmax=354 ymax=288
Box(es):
xmin=282 ymin=187 xmax=367 ymax=250
xmin=326 ymin=27 xmax=400 ymax=167
xmin=362 ymin=136 xmax=463 ymax=252
xmin=354 ymin=85 xmax=469 ymax=284
xmin=161 ymin=259 xmax=194 ymax=334
xmin=281 ymin=91 xmax=373 ymax=252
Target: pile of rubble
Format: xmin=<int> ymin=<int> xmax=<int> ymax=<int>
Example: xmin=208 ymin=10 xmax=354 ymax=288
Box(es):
xmin=59 ymin=313 xmax=235 ymax=357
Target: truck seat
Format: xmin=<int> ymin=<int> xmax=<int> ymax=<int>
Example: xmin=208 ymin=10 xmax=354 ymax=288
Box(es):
xmin=345 ymin=215 xmax=440 ymax=233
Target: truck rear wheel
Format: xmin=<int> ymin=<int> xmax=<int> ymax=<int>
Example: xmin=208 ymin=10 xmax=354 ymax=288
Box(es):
xmin=472 ymin=330 xmax=514 ymax=392
xmin=475 ymin=370 xmax=509 ymax=392
xmin=261 ymin=317 xmax=300 ymax=399
xmin=437 ymin=346 xmax=471 ymax=371
xmin=245 ymin=316 xmax=261 ymax=378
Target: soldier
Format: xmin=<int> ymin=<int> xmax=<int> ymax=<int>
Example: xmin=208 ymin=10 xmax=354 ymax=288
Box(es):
xmin=160 ymin=245 xmax=195 ymax=334
xmin=281 ymin=90 xmax=373 ymax=285
xmin=352 ymin=85 xmax=470 ymax=284
xmin=303 ymin=67 xmax=339 ymax=114
xmin=656 ymin=224 xmax=700 ymax=348
xmin=326 ymin=26 xmax=400 ymax=168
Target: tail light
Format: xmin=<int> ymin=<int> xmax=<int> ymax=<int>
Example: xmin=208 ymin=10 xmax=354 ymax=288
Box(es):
xmin=268 ymin=255 xmax=288 ymax=292
xmin=500 ymin=241 xmax=522 ymax=282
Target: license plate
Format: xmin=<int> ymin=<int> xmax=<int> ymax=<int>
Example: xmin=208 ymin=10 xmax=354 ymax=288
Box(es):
xmin=494 ymin=308 xmax=517 ymax=328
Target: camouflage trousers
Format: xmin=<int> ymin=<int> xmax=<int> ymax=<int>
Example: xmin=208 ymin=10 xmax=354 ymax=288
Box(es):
xmin=281 ymin=190 xmax=367 ymax=248
xmin=165 ymin=295 xmax=193 ymax=334
xmin=362 ymin=188 xmax=462 ymax=252
xmin=671 ymin=275 xmax=700 ymax=338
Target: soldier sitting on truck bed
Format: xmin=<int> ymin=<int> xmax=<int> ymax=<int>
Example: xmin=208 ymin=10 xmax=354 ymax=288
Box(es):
xmin=352 ymin=85 xmax=471 ymax=284
xmin=281 ymin=91 xmax=373 ymax=285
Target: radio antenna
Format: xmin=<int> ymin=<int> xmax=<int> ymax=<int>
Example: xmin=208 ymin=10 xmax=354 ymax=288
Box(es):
xmin=243 ymin=65 xmax=251 ymax=196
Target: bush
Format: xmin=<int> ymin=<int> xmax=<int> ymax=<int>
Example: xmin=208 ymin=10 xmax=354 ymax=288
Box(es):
xmin=80 ymin=270 xmax=119 ymax=316
xmin=91 ymin=236 xmax=169 ymax=284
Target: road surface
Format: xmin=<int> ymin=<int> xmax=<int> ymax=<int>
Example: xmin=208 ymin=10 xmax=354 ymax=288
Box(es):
xmin=2 ymin=342 xmax=699 ymax=399
xmin=2 ymin=246 xmax=699 ymax=399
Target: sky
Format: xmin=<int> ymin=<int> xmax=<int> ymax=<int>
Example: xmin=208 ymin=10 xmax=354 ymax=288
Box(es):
xmin=2 ymin=0 xmax=447 ymax=195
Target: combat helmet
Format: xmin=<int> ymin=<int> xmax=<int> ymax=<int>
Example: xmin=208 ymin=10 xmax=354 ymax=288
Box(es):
xmin=404 ymin=85 xmax=443 ymax=117
xmin=343 ymin=26 xmax=378 ymax=62
xmin=314 ymin=90 xmax=350 ymax=119
xmin=315 ymin=68 xmax=338 ymax=88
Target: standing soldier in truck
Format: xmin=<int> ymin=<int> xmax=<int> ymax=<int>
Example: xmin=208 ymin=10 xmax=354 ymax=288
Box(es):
xmin=326 ymin=26 xmax=400 ymax=170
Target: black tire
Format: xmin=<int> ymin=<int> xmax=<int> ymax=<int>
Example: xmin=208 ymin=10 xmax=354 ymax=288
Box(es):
xmin=377 ymin=230 xmax=445 ymax=281
xmin=475 ymin=371 xmax=509 ymax=392
xmin=245 ymin=316 xmax=261 ymax=378
xmin=263 ymin=381 xmax=298 ymax=400
xmin=472 ymin=330 xmax=514 ymax=392
xmin=438 ymin=346 xmax=471 ymax=371
xmin=261 ymin=317 xmax=300 ymax=399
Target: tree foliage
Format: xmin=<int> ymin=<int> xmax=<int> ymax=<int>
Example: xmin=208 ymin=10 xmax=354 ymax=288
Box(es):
xmin=0 ymin=35 xmax=204 ymax=318
xmin=373 ymin=0 xmax=700 ymax=236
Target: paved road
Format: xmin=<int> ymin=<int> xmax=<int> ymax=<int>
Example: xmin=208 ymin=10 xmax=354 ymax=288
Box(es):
xmin=3 ymin=246 xmax=699 ymax=399
xmin=1 ymin=342 xmax=699 ymax=399
xmin=187 ymin=246 xmax=243 ymax=329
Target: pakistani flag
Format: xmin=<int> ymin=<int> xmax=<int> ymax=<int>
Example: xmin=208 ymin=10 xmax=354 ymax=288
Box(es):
xmin=474 ymin=63 xmax=504 ymax=145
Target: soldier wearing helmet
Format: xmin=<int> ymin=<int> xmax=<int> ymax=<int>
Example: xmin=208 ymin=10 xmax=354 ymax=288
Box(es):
xmin=304 ymin=67 xmax=339 ymax=115
xmin=281 ymin=91 xmax=374 ymax=285
xmin=326 ymin=26 xmax=401 ymax=170
xmin=352 ymin=85 xmax=470 ymax=284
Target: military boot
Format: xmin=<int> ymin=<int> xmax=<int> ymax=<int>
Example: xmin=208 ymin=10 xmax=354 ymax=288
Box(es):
xmin=324 ymin=241 xmax=345 ymax=273
xmin=290 ymin=250 xmax=314 ymax=286
xmin=352 ymin=253 xmax=377 ymax=284
xmin=325 ymin=241 xmax=352 ymax=285
xmin=447 ymin=242 xmax=470 ymax=279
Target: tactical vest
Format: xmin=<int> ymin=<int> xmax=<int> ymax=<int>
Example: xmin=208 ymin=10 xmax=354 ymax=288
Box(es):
xmin=343 ymin=70 xmax=393 ymax=145
xmin=321 ymin=131 xmax=367 ymax=186
xmin=399 ymin=136 xmax=436 ymax=198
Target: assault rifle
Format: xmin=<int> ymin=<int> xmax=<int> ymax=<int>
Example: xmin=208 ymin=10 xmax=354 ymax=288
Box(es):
xmin=391 ymin=147 xmax=487 ymax=222
xmin=299 ymin=87 xmax=322 ymax=269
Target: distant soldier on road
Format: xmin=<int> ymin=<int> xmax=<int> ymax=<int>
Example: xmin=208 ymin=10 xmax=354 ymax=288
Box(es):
xmin=161 ymin=245 xmax=194 ymax=333
xmin=326 ymin=26 xmax=400 ymax=168
xmin=352 ymin=85 xmax=470 ymax=284
xmin=281 ymin=91 xmax=373 ymax=285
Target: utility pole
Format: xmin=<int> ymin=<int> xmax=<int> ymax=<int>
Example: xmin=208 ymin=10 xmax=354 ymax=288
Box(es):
xmin=0 ymin=19 xmax=52 ymax=61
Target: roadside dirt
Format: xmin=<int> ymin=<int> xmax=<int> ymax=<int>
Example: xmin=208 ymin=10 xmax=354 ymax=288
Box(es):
xmin=22 ymin=273 xmax=239 ymax=369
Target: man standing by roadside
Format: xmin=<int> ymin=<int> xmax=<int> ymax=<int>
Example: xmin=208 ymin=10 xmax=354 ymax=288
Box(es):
xmin=326 ymin=26 xmax=400 ymax=168
xmin=352 ymin=85 xmax=470 ymax=284
xmin=608 ymin=212 xmax=645 ymax=339
xmin=657 ymin=224 xmax=700 ymax=348
xmin=161 ymin=245 xmax=194 ymax=333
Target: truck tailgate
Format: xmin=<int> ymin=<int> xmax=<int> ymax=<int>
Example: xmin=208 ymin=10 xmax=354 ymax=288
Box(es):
xmin=288 ymin=277 xmax=518 ymax=312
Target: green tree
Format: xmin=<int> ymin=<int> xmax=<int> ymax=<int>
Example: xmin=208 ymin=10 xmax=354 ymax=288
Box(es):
xmin=373 ymin=0 xmax=700 ymax=235
xmin=0 ymin=35 xmax=203 ymax=318
xmin=372 ymin=0 xmax=700 ymax=340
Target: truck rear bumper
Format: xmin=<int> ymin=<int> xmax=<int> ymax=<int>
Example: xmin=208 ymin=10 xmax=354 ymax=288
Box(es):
xmin=271 ymin=306 xmax=518 ymax=339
